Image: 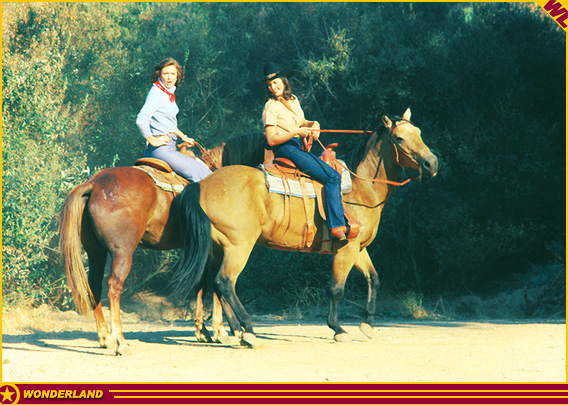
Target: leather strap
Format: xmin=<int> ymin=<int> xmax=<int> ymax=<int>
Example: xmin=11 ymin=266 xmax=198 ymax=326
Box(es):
xmin=297 ymin=172 xmax=315 ymax=249
xmin=312 ymin=181 xmax=326 ymax=221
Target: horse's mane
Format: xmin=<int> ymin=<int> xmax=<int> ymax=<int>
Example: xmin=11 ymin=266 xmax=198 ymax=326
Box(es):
xmin=342 ymin=132 xmax=376 ymax=172
xmin=222 ymin=132 xmax=269 ymax=167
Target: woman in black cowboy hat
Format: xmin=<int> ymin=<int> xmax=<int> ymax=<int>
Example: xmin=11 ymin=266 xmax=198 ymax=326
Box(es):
xmin=261 ymin=62 xmax=349 ymax=240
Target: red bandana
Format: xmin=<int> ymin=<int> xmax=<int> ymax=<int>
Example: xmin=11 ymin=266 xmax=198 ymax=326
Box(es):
xmin=154 ymin=80 xmax=175 ymax=102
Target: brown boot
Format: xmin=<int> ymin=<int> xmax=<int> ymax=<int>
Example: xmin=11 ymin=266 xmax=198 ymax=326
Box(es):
xmin=331 ymin=226 xmax=347 ymax=241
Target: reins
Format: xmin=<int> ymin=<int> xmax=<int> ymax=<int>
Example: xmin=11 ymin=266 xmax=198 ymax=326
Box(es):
xmin=193 ymin=124 xmax=419 ymax=186
xmin=193 ymin=141 xmax=220 ymax=171
xmin=317 ymin=129 xmax=373 ymax=134
xmin=313 ymin=128 xmax=416 ymax=186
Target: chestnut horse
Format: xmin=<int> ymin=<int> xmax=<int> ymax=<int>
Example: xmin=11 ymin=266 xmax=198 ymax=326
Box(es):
xmin=59 ymin=132 xmax=267 ymax=354
xmin=171 ymin=109 xmax=438 ymax=347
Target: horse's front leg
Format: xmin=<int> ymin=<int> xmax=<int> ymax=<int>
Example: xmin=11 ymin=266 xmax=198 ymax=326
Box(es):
xmin=328 ymin=243 xmax=359 ymax=342
xmin=353 ymin=248 xmax=380 ymax=339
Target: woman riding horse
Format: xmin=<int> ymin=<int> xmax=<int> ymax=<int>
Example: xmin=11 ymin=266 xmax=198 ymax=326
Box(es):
xmin=60 ymin=132 xmax=269 ymax=355
xmin=261 ymin=62 xmax=350 ymax=241
xmin=171 ymin=107 xmax=438 ymax=347
xmin=136 ymin=57 xmax=212 ymax=182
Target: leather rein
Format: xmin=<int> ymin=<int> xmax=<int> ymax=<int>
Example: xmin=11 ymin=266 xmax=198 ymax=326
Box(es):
xmin=189 ymin=141 xmax=221 ymax=171
xmin=314 ymin=121 xmax=420 ymax=186
xmin=188 ymin=121 xmax=420 ymax=185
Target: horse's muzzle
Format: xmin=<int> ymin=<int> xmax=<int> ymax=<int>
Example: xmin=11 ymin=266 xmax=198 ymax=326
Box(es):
xmin=420 ymin=154 xmax=438 ymax=179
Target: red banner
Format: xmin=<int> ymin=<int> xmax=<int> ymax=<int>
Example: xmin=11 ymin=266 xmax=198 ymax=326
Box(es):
xmin=2 ymin=384 xmax=568 ymax=405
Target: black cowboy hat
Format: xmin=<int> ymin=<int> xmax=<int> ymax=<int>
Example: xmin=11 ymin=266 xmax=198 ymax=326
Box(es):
xmin=260 ymin=62 xmax=294 ymax=82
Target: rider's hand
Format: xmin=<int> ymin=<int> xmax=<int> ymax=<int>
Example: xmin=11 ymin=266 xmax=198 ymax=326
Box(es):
xmin=176 ymin=130 xmax=195 ymax=147
xmin=183 ymin=137 xmax=196 ymax=147
xmin=147 ymin=134 xmax=171 ymax=147
xmin=297 ymin=127 xmax=311 ymax=139
xmin=311 ymin=121 xmax=321 ymax=140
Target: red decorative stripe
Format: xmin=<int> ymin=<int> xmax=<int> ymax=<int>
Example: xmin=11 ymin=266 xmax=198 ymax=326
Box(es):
xmin=11 ymin=384 xmax=568 ymax=405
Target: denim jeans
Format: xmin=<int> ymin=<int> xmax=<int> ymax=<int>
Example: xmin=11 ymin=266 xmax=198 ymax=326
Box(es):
xmin=274 ymin=138 xmax=345 ymax=230
xmin=145 ymin=139 xmax=212 ymax=182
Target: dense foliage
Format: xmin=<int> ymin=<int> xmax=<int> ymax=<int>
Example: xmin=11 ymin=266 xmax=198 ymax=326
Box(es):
xmin=2 ymin=3 xmax=565 ymax=316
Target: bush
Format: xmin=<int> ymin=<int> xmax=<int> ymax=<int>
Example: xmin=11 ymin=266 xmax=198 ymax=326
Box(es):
xmin=2 ymin=3 xmax=565 ymax=318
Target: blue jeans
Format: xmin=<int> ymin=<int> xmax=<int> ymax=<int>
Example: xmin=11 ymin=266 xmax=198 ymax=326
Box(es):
xmin=145 ymin=139 xmax=212 ymax=182
xmin=274 ymin=138 xmax=345 ymax=230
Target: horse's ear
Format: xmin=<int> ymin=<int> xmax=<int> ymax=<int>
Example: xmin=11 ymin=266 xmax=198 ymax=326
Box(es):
xmin=403 ymin=107 xmax=411 ymax=121
xmin=382 ymin=115 xmax=393 ymax=129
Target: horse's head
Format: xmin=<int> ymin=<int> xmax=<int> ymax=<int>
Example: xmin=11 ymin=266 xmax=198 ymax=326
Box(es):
xmin=382 ymin=108 xmax=438 ymax=179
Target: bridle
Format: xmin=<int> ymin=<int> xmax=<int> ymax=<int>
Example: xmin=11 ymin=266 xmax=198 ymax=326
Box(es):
xmin=388 ymin=119 xmax=421 ymax=168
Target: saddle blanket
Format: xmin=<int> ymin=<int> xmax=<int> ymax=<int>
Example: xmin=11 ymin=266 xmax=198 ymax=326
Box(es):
xmin=263 ymin=160 xmax=352 ymax=198
xmin=133 ymin=165 xmax=188 ymax=194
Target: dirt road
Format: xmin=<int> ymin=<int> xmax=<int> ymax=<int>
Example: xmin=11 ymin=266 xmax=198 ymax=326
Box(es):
xmin=2 ymin=308 xmax=565 ymax=383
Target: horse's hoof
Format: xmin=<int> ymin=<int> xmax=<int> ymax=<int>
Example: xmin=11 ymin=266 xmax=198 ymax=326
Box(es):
xmin=196 ymin=329 xmax=213 ymax=343
xmin=359 ymin=323 xmax=374 ymax=339
xmin=214 ymin=331 xmax=231 ymax=345
xmin=99 ymin=335 xmax=114 ymax=349
xmin=196 ymin=334 xmax=213 ymax=343
xmin=240 ymin=332 xmax=257 ymax=348
xmin=334 ymin=332 xmax=352 ymax=343
xmin=115 ymin=342 xmax=132 ymax=356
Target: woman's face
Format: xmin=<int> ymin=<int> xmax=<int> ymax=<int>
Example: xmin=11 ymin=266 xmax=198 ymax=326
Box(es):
xmin=267 ymin=77 xmax=285 ymax=98
xmin=160 ymin=65 xmax=178 ymax=89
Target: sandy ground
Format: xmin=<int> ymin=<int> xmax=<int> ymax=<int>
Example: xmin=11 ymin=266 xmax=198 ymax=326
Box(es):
xmin=1 ymin=308 xmax=565 ymax=383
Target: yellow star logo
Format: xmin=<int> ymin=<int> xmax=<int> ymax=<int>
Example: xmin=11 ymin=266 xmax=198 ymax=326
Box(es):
xmin=0 ymin=385 xmax=19 ymax=405
xmin=0 ymin=388 xmax=14 ymax=403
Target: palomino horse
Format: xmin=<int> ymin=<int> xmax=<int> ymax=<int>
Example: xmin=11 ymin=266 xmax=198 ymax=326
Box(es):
xmin=171 ymin=108 xmax=438 ymax=346
xmin=59 ymin=132 xmax=268 ymax=354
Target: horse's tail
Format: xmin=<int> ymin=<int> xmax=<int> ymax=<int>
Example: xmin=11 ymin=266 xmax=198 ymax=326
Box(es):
xmin=170 ymin=182 xmax=212 ymax=302
xmin=59 ymin=182 xmax=95 ymax=315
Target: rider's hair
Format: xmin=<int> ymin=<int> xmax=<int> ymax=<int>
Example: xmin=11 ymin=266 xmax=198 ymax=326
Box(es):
xmin=152 ymin=58 xmax=184 ymax=86
xmin=266 ymin=76 xmax=294 ymax=101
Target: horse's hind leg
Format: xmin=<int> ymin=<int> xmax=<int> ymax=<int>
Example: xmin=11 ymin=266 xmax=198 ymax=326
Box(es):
xmin=211 ymin=292 xmax=232 ymax=344
xmin=213 ymin=245 xmax=256 ymax=347
xmin=195 ymin=285 xmax=237 ymax=344
xmin=107 ymin=251 xmax=135 ymax=355
xmin=86 ymin=248 xmax=113 ymax=348
xmin=194 ymin=281 xmax=213 ymax=343
xmin=194 ymin=251 xmax=232 ymax=344
xmin=353 ymin=248 xmax=379 ymax=339
xmin=82 ymin=219 xmax=113 ymax=349
xmin=207 ymin=249 xmax=236 ymax=343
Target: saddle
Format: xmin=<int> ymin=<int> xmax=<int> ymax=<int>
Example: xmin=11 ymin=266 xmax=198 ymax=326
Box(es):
xmin=133 ymin=158 xmax=189 ymax=194
xmin=263 ymin=143 xmax=360 ymax=250
xmin=131 ymin=142 xmax=199 ymax=193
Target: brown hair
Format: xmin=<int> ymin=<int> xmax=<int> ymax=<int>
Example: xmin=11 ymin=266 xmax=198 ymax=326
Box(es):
xmin=266 ymin=76 xmax=293 ymax=100
xmin=152 ymin=58 xmax=184 ymax=86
